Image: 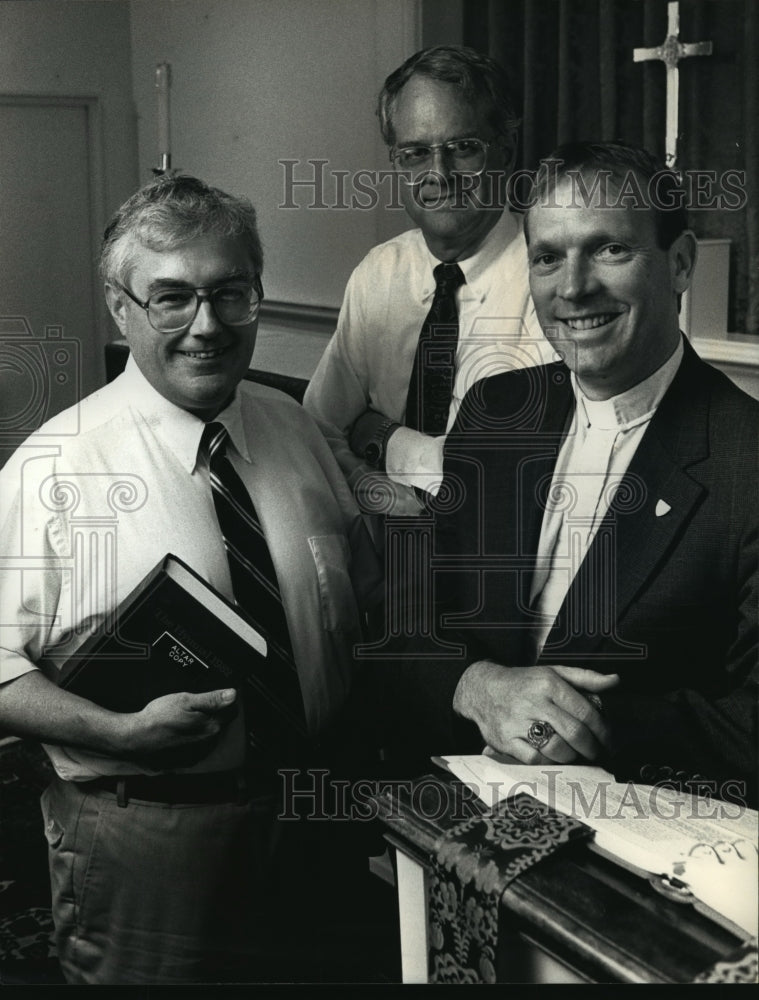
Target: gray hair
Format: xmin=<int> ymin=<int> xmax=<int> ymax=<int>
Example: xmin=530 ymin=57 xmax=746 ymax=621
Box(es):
xmin=377 ymin=45 xmax=520 ymax=148
xmin=100 ymin=174 xmax=263 ymax=285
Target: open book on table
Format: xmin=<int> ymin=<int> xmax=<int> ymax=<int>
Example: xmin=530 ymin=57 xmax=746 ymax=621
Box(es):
xmin=436 ymin=753 xmax=758 ymax=940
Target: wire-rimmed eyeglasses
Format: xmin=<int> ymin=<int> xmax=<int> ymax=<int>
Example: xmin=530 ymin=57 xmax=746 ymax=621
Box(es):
xmin=389 ymin=137 xmax=492 ymax=185
xmin=118 ymin=274 xmax=264 ymax=333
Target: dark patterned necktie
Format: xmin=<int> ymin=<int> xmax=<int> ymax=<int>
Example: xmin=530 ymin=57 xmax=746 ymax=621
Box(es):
xmin=202 ymin=422 xmax=307 ymax=760
xmin=405 ymin=261 xmax=466 ymax=435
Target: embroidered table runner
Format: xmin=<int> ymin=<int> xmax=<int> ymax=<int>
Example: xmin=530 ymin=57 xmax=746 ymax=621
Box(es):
xmin=428 ymin=792 xmax=592 ymax=983
xmin=692 ymin=938 xmax=758 ymax=984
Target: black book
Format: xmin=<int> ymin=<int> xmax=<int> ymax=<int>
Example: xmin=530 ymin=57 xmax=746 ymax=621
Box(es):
xmin=47 ymin=554 xmax=307 ymax=751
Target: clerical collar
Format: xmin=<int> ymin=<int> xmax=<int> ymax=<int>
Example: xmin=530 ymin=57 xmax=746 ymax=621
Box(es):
xmin=573 ymin=338 xmax=684 ymax=432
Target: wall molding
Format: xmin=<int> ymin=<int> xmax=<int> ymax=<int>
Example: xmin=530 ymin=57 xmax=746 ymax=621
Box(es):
xmin=690 ymin=335 xmax=759 ymax=367
xmin=260 ymin=299 xmax=339 ymax=335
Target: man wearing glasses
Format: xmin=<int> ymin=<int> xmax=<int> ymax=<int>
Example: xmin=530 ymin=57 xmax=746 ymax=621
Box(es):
xmin=304 ymin=45 xmax=554 ymax=532
xmin=0 ymin=174 xmax=375 ymax=984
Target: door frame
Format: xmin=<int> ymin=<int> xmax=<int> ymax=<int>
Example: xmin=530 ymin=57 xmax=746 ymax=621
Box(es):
xmin=0 ymin=92 xmax=109 ymax=389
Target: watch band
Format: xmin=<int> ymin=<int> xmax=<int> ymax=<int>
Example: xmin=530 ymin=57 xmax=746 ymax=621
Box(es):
xmin=364 ymin=416 xmax=400 ymax=470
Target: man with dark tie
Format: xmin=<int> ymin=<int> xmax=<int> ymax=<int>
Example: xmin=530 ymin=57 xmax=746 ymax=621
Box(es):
xmin=303 ymin=45 xmax=553 ymax=533
xmin=382 ymin=142 xmax=757 ymax=806
xmin=0 ymin=174 xmax=377 ymax=984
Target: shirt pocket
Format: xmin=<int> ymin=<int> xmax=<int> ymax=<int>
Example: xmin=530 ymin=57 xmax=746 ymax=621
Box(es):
xmin=308 ymin=534 xmax=360 ymax=633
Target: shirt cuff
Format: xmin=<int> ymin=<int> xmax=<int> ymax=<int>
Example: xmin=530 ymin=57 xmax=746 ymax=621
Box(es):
xmin=384 ymin=426 xmax=445 ymax=496
xmin=0 ymin=647 xmax=44 ymax=687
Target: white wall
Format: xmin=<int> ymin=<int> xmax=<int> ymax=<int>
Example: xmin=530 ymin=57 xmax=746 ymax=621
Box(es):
xmin=129 ymin=0 xmax=421 ymax=310
xmin=0 ymin=0 xmax=138 ymax=227
xmin=0 ymin=0 xmax=138 ymax=440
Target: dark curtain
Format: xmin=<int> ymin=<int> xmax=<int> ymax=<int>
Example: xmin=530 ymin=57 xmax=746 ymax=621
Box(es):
xmin=463 ymin=0 xmax=758 ymax=336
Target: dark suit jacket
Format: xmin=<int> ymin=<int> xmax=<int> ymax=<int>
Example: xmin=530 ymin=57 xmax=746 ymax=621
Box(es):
xmin=379 ymin=339 xmax=758 ymax=804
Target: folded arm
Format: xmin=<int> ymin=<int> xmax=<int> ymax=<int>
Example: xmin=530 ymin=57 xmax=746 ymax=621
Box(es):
xmin=303 ymin=283 xmax=444 ymax=508
xmin=349 ymin=409 xmax=446 ymax=497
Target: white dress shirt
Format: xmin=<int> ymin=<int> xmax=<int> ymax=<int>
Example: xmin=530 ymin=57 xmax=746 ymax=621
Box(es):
xmin=0 ymin=358 xmax=367 ymax=779
xmin=531 ymin=340 xmax=684 ymax=656
xmin=304 ymin=209 xmax=555 ymax=511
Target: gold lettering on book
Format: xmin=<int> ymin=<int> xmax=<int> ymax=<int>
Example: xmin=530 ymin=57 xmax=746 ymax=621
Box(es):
xmin=152 ymin=608 xmax=234 ymax=679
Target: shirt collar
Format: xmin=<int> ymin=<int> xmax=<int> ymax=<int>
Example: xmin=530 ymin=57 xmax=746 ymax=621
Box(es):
xmin=215 ymin=392 xmax=251 ymax=463
xmin=573 ymin=337 xmax=684 ymax=431
xmin=121 ymin=354 xmax=250 ymax=472
xmin=420 ymin=208 xmax=519 ymax=302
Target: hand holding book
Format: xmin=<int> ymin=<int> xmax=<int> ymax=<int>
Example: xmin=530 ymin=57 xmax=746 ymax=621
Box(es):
xmin=122 ymin=686 xmax=239 ymax=771
xmin=46 ymin=554 xmax=307 ymax=767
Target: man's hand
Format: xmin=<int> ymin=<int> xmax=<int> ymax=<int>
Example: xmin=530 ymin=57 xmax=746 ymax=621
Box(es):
xmin=120 ymin=688 xmax=238 ymax=769
xmin=0 ymin=672 xmax=239 ymax=769
xmin=453 ymin=661 xmax=620 ymax=763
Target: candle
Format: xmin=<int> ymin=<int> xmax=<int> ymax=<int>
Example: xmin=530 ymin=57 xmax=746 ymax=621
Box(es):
xmin=155 ymin=63 xmax=171 ymax=165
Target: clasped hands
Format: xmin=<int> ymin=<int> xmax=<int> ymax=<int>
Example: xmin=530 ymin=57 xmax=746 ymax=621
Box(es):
xmin=453 ymin=660 xmax=620 ymax=764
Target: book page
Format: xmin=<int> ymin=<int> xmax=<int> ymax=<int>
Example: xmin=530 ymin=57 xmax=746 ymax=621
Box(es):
xmin=166 ymin=556 xmax=266 ymax=655
xmin=440 ymin=753 xmax=758 ymax=938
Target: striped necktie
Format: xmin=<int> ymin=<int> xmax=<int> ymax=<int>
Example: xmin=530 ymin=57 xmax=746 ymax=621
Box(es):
xmin=202 ymin=422 xmax=307 ymax=759
xmin=405 ymin=261 xmax=466 ymax=435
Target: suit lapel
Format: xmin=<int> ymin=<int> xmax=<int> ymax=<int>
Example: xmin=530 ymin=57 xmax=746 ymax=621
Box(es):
xmin=503 ymin=365 xmax=572 ymax=660
xmin=451 ymin=361 xmax=574 ymax=562
xmin=445 ymin=363 xmax=572 ymax=661
xmin=541 ymin=341 xmax=710 ymax=659
xmin=514 ymin=364 xmax=575 ymax=561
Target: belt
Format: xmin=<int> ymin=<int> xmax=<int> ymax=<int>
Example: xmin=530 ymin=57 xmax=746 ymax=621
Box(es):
xmin=80 ymin=769 xmax=252 ymax=807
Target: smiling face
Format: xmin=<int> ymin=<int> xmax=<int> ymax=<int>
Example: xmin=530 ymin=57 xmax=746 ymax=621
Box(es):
xmin=390 ymin=74 xmax=513 ymax=261
xmin=525 ymin=173 xmax=696 ymax=399
xmin=105 ymin=234 xmax=259 ymax=419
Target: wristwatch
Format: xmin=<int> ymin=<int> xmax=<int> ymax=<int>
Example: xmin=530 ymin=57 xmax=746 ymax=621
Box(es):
xmin=363 ymin=416 xmax=400 ymax=470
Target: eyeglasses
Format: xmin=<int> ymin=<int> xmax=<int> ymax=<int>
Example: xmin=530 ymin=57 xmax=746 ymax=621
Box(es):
xmin=118 ymin=275 xmax=264 ymax=333
xmin=389 ymin=137 xmax=492 ymax=183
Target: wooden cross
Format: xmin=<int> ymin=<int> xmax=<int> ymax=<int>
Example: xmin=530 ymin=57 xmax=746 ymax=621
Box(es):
xmin=633 ymin=1 xmax=713 ymax=167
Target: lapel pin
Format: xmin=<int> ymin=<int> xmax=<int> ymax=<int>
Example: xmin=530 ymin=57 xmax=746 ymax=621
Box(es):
xmin=655 ymin=499 xmax=672 ymax=517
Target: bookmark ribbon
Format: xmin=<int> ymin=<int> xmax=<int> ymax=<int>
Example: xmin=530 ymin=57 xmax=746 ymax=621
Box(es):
xmin=427 ymin=793 xmax=592 ymax=983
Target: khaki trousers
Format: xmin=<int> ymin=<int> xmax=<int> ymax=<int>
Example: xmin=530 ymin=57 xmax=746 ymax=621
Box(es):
xmin=41 ymin=774 xmax=279 ymax=985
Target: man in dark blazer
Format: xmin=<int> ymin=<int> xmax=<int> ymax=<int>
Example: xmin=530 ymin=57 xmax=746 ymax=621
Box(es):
xmin=379 ymin=142 xmax=757 ymax=807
